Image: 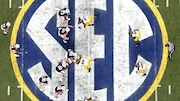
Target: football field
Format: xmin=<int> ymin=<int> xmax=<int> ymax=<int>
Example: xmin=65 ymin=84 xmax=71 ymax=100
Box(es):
xmin=0 ymin=0 xmax=179 ymax=101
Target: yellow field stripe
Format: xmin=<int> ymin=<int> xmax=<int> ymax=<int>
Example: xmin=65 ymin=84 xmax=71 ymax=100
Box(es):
xmin=139 ymin=0 xmax=168 ymax=101
xmin=10 ymin=0 xmax=39 ymax=101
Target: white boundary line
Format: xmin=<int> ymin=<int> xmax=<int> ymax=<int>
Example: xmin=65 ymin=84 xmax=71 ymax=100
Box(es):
xmin=17 ymin=86 xmax=24 ymax=101
xmin=9 ymin=0 xmax=12 ymax=8
xmin=7 ymin=86 xmax=10 ymax=95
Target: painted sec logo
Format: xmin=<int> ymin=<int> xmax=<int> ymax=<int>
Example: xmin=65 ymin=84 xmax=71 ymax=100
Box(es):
xmin=10 ymin=0 xmax=168 ymax=101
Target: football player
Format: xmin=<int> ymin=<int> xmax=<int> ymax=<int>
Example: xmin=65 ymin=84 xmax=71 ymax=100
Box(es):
xmin=165 ymin=41 xmax=175 ymax=59
xmin=58 ymin=8 xmax=70 ymax=21
xmin=135 ymin=61 xmax=147 ymax=76
xmin=39 ymin=75 xmax=49 ymax=91
xmin=129 ymin=26 xmax=141 ymax=46
xmin=9 ymin=44 xmax=22 ymax=57
xmin=58 ymin=25 xmax=73 ymax=43
xmin=55 ymin=59 xmax=69 ymax=81
xmin=54 ymin=84 xmax=68 ymax=98
xmin=78 ymin=16 xmax=97 ymax=29
xmin=65 ymin=49 xmax=94 ymax=72
xmin=1 ymin=21 xmax=11 ymax=35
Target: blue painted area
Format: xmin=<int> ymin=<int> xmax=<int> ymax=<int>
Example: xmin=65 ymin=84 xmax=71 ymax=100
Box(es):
xmin=94 ymin=0 xmax=114 ymax=100
xmin=68 ymin=0 xmax=75 ymax=101
xmin=15 ymin=0 xmax=163 ymax=101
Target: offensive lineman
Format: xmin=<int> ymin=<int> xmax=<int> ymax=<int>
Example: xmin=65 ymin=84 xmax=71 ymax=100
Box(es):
xmin=39 ymin=75 xmax=50 ymax=91
xmin=165 ymin=41 xmax=175 ymax=59
xmin=78 ymin=16 xmax=97 ymax=29
xmin=55 ymin=59 xmax=69 ymax=81
xmin=58 ymin=8 xmax=70 ymax=21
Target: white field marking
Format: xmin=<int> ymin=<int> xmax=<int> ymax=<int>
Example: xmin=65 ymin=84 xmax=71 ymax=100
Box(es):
xmin=168 ymin=85 xmax=171 ymax=95
xmin=166 ymin=0 xmax=169 ymax=7
xmin=17 ymin=86 xmax=24 ymax=101
xmin=18 ymin=0 xmax=24 ymax=8
xmin=26 ymin=0 xmax=68 ymax=100
xmin=75 ymin=0 xmax=106 ymax=100
xmin=153 ymin=0 xmax=159 ymax=7
xmin=114 ymin=0 xmax=153 ymax=100
xmin=155 ymin=85 xmax=161 ymax=101
xmin=9 ymin=0 xmax=12 ymax=8
xmin=7 ymin=86 xmax=10 ymax=95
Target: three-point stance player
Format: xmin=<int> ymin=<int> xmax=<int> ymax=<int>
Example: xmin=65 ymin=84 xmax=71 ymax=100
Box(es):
xmin=135 ymin=61 xmax=147 ymax=76
xmin=129 ymin=25 xmax=141 ymax=46
xmin=78 ymin=16 xmax=97 ymax=29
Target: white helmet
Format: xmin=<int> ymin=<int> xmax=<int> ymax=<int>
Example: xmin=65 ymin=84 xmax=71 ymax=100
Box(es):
xmin=6 ymin=22 xmax=11 ymax=27
xmin=15 ymin=44 xmax=20 ymax=49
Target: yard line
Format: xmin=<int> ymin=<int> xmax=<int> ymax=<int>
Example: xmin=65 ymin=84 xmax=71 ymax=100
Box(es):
xmin=17 ymin=86 xmax=24 ymax=101
xmin=166 ymin=0 xmax=169 ymax=7
xmin=168 ymin=85 xmax=171 ymax=95
xmin=153 ymin=0 xmax=159 ymax=7
xmin=155 ymin=85 xmax=161 ymax=101
xmin=9 ymin=0 xmax=12 ymax=8
xmin=18 ymin=0 xmax=25 ymax=8
xmin=7 ymin=86 xmax=10 ymax=95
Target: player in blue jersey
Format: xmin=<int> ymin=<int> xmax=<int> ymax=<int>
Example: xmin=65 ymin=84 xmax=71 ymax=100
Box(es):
xmin=1 ymin=21 xmax=11 ymax=35
xmin=165 ymin=41 xmax=175 ymax=59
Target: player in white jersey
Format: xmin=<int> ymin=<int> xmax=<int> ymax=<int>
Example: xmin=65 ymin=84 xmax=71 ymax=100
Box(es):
xmin=129 ymin=25 xmax=141 ymax=46
xmin=38 ymin=75 xmax=50 ymax=91
xmin=165 ymin=41 xmax=175 ymax=59
xmin=65 ymin=49 xmax=95 ymax=72
xmin=58 ymin=25 xmax=73 ymax=43
xmin=1 ymin=22 xmax=11 ymax=35
xmin=54 ymin=84 xmax=68 ymax=98
xmin=55 ymin=59 xmax=69 ymax=81
xmin=135 ymin=61 xmax=147 ymax=76
xmin=58 ymin=8 xmax=70 ymax=21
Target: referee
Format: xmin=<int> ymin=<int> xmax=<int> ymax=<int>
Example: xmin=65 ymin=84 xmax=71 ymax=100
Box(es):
xmin=165 ymin=41 xmax=175 ymax=59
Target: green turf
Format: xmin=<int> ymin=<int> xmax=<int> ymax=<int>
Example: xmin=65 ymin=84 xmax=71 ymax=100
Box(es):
xmin=0 ymin=0 xmax=30 ymax=101
xmin=148 ymin=0 xmax=180 ymax=101
xmin=0 ymin=0 xmax=179 ymax=101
